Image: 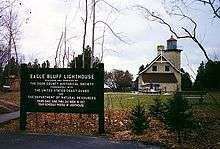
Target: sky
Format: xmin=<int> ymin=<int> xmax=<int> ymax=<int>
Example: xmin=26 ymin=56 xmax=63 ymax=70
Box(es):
xmin=15 ymin=0 xmax=220 ymax=80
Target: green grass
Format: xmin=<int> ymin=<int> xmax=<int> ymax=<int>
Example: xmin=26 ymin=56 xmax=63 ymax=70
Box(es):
xmin=104 ymin=91 xmax=220 ymax=110
xmin=104 ymin=92 xmax=171 ymax=110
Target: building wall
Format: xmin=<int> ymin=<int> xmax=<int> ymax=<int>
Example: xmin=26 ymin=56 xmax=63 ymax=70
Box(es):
xmin=145 ymin=61 xmax=176 ymax=73
xmin=138 ymin=76 xmax=178 ymax=92
xmin=174 ymin=71 xmax=181 ymax=91
xmin=138 ymin=61 xmax=181 ymax=92
xmin=138 ymin=44 xmax=182 ymax=93
xmin=163 ymin=50 xmax=181 ymax=91
xmin=160 ymin=83 xmax=178 ymax=92
xmin=163 ymin=51 xmax=181 ymax=70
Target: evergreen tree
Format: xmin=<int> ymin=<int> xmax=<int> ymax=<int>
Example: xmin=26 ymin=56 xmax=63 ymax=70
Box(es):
xmin=181 ymin=68 xmax=192 ymax=90
xmin=139 ymin=64 xmax=145 ymax=73
xmin=149 ymin=97 xmax=165 ymax=120
xmin=164 ymin=93 xmax=195 ymax=143
xmin=68 ymin=59 xmax=75 ymax=68
xmin=46 ymin=60 xmax=50 ymax=68
xmin=32 ymin=59 xmax=39 ymax=68
xmin=193 ymin=61 xmax=220 ymax=90
xmin=130 ymin=101 xmax=148 ymax=134
xmin=193 ymin=61 xmax=205 ymax=90
xmin=42 ymin=61 xmax=46 ymax=68
xmin=204 ymin=61 xmax=220 ymax=89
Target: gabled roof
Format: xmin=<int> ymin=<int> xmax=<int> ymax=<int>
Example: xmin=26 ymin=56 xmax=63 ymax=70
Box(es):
xmin=142 ymin=73 xmax=178 ymax=83
xmin=138 ymin=54 xmax=181 ymax=75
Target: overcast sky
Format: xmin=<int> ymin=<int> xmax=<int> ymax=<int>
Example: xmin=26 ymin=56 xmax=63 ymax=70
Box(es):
xmin=17 ymin=0 xmax=220 ymax=80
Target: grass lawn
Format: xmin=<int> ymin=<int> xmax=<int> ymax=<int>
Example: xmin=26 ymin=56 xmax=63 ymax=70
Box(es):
xmin=104 ymin=92 xmax=171 ymax=110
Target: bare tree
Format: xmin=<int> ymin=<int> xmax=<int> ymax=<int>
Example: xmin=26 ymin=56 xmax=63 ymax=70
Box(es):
xmin=0 ymin=0 xmax=15 ymax=18
xmin=89 ymin=0 xmax=128 ymax=67
xmin=135 ymin=5 xmax=211 ymax=61
xmin=95 ymin=10 xmax=122 ymax=62
xmin=63 ymin=0 xmax=128 ymax=67
xmin=175 ymin=0 xmax=220 ymax=19
xmin=100 ymin=23 xmax=107 ymax=62
xmin=0 ymin=1 xmax=20 ymax=64
xmin=82 ymin=0 xmax=88 ymax=50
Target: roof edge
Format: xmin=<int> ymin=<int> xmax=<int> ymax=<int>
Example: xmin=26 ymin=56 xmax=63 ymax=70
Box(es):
xmin=138 ymin=54 xmax=182 ymax=75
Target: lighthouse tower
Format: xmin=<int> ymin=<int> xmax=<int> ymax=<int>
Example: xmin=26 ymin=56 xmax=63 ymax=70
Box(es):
xmin=163 ymin=35 xmax=182 ymax=70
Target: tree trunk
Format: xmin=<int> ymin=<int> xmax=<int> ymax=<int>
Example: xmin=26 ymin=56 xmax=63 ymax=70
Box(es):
xmin=91 ymin=0 xmax=96 ymax=68
xmin=82 ymin=0 xmax=88 ymax=50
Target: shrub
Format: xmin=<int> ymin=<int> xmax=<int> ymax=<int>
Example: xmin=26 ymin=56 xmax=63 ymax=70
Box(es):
xmin=163 ymin=93 xmax=196 ymax=143
xmin=149 ymin=97 xmax=165 ymax=120
xmin=130 ymin=101 xmax=148 ymax=134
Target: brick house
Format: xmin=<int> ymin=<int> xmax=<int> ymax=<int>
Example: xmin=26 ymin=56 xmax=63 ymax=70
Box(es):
xmin=138 ymin=36 xmax=182 ymax=93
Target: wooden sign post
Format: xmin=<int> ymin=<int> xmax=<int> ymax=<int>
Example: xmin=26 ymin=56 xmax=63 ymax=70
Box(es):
xmin=20 ymin=63 xmax=104 ymax=134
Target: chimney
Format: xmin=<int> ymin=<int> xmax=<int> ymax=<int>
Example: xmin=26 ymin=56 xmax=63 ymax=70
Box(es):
xmin=157 ymin=45 xmax=165 ymax=56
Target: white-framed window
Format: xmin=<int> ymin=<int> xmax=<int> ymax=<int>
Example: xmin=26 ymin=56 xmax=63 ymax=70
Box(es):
xmin=165 ymin=65 xmax=170 ymax=71
xmin=152 ymin=66 xmax=157 ymax=71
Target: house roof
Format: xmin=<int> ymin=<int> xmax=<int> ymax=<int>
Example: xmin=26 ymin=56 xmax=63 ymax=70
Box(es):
xmin=141 ymin=73 xmax=178 ymax=83
xmin=167 ymin=35 xmax=177 ymax=41
xmin=138 ymin=54 xmax=181 ymax=75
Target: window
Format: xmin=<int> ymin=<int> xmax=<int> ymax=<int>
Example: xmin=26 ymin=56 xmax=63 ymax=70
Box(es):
xmin=152 ymin=66 xmax=157 ymax=71
xmin=165 ymin=65 xmax=170 ymax=71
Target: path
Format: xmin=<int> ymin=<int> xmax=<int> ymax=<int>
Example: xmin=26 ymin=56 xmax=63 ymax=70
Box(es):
xmin=0 ymin=111 xmax=20 ymax=123
xmin=0 ymin=133 xmax=163 ymax=149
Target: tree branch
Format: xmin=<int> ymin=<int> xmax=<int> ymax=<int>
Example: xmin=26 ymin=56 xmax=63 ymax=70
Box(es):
xmin=135 ymin=5 xmax=191 ymax=39
xmin=197 ymin=0 xmax=220 ymax=18
xmin=135 ymin=5 xmax=211 ymax=61
xmin=55 ymin=32 xmax=63 ymax=67
xmin=95 ymin=0 xmax=120 ymax=12
xmin=95 ymin=20 xmax=129 ymax=44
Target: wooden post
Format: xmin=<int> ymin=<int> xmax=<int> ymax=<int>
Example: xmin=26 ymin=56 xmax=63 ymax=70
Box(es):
xmin=20 ymin=109 xmax=27 ymax=131
xmin=20 ymin=64 xmax=27 ymax=131
xmin=98 ymin=63 xmax=105 ymax=134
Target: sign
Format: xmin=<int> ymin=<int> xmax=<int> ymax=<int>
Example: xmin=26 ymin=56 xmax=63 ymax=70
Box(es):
xmin=20 ymin=63 xmax=104 ymax=133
